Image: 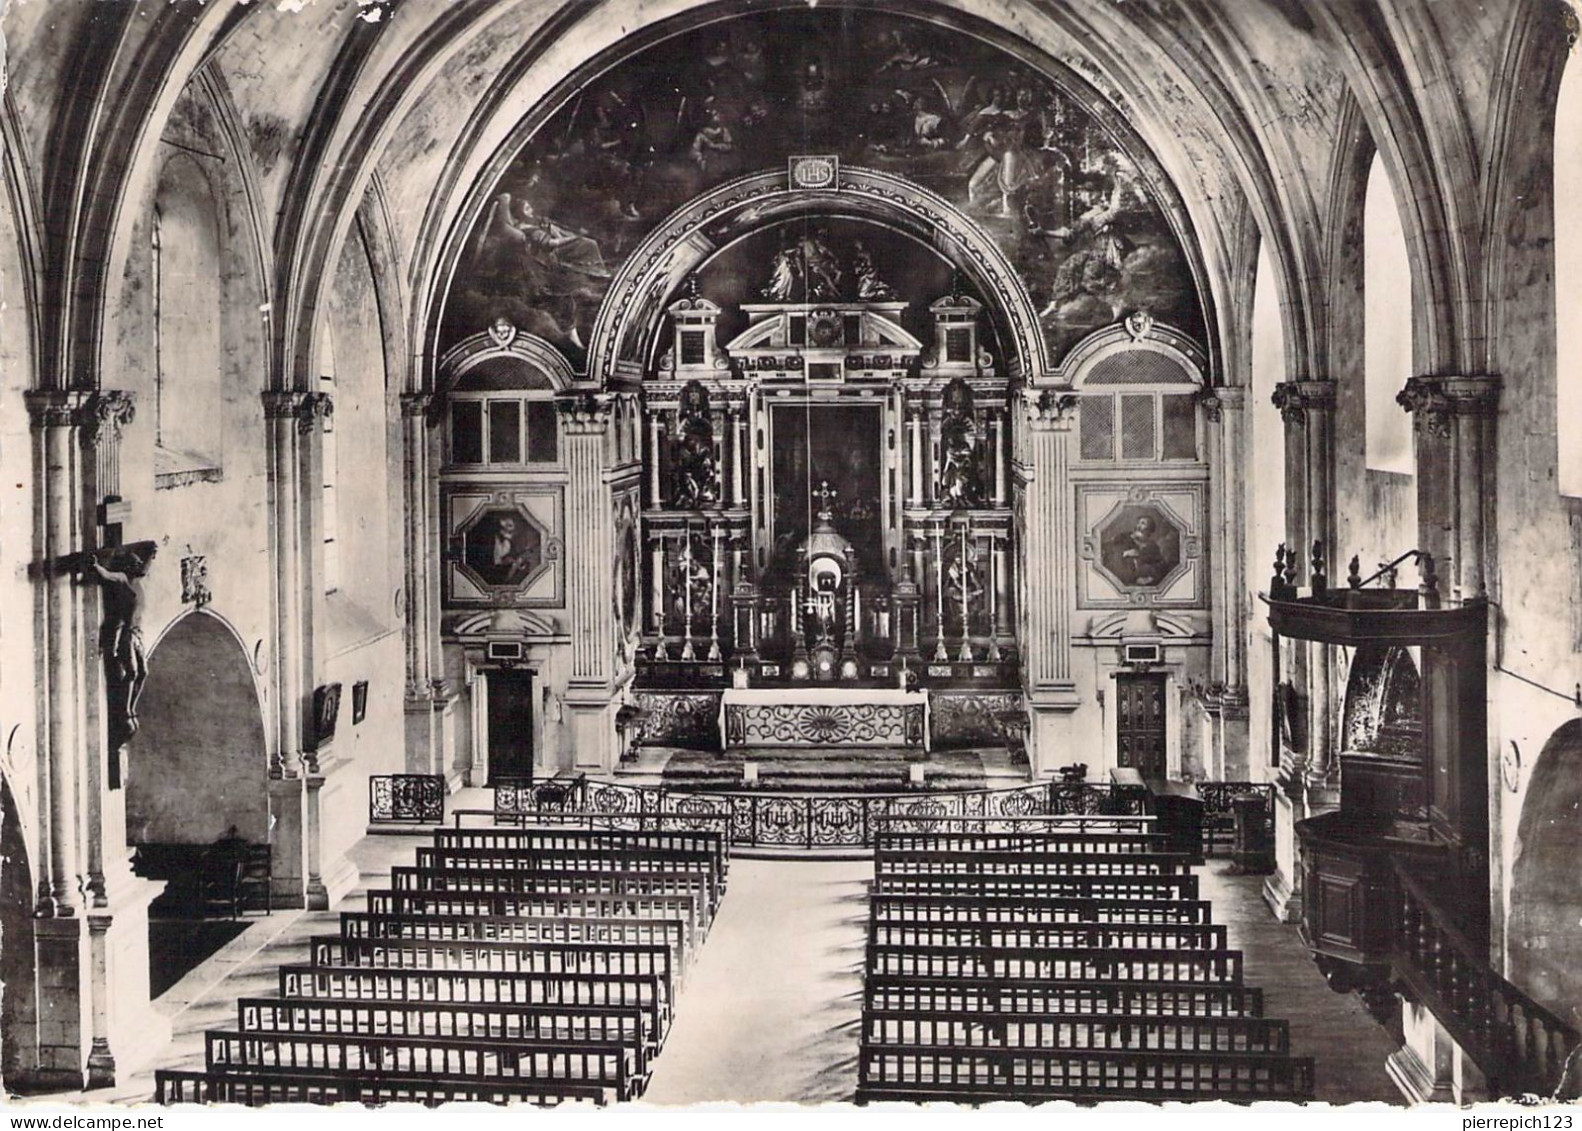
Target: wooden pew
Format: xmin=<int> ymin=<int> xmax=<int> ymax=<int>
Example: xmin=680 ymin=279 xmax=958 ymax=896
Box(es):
xmin=867 ymin=892 xmax=1213 ymax=926
xmin=871 ymin=872 xmax=1200 ymax=901
xmin=435 ymin=827 xmax=728 ymax=880
xmin=278 ymin=964 xmax=668 ymax=1046
xmin=863 ymin=942 xmax=1243 ymax=983
xmin=339 ymin=911 xmax=688 ymax=968
xmin=861 ymin=1010 xmax=1292 ymax=1054
xmin=855 ymin=1045 xmax=1315 ymax=1103
xmin=237 ymin=996 xmax=653 ymax=1073
xmin=413 ymin=846 xmax=720 ymax=913
xmin=874 ymin=831 xmax=1169 ymax=856
xmin=203 ymin=1029 xmax=640 ymax=1102
xmin=155 ymin=1067 xmax=606 ymax=1107
xmin=874 ymin=849 xmax=1191 ymax=878
xmin=307 ymin=937 xmax=675 ymax=1006
xmin=866 ymin=920 xmax=1229 ymax=952
xmin=363 ymin=889 xmax=703 ymax=949
xmin=862 ymin=975 xmax=1266 ymax=1018
xmin=387 ymin=865 xmax=714 ymax=916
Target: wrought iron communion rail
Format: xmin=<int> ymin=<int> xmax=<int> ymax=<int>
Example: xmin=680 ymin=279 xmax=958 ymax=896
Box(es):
xmin=369 ymin=775 xmax=447 ymax=825
xmin=481 ymin=778 xmax=1148 ymax=851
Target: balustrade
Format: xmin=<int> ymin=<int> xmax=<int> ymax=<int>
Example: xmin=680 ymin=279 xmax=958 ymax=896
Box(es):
xmin=1391 ymin=860 xmax=1577 ymax=1097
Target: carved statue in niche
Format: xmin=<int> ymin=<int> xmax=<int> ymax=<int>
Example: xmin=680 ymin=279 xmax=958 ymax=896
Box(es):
xmin=937 ymin=378 xmax=985 ymax=508
xmin=81 ymin=541 xmax=158 ymax=787
xmin=670 ymin=381 xmax=720 ymax=509
xmin=852 ymin=239 xmax=897 ymax=301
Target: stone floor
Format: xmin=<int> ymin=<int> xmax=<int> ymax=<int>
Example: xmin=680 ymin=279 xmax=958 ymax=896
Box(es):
xmin=21 ymin=833 xmax=1405 ymax=1109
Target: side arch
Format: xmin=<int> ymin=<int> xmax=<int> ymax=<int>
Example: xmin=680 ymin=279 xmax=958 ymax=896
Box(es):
xmin=0 ymin=773 xmax=38 ymax=1093
xmin=1510 ymin=719 xmax=1582 ymax=1026
xmin=127 ymin=610 xmax=270 ymax=847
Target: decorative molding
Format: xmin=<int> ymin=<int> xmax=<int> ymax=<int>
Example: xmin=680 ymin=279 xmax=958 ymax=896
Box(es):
xmin=24 ymin=388 xmax=90 ymax=428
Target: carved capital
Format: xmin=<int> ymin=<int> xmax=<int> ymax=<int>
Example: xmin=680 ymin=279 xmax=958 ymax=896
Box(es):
xmin=78 ymin=390 xmax=136 ymax=447
xmin=1024 ymin=387 xmax=1078 ymax=429
xmin=400 ymin=392 xmax=434 ymax=420
xmin=1396 ymin=377 xmax=1452 ymax=438
xmin=556 ymin=391 xmax=614 ymax=434
xmin=25 ymin=389 xmax=91 ymax=429
xmin=1197 ymin=388 xmax=1223 ymax=423
xmin=296 ymin=392 xmax=334 ymax=435
xmin=1270 ymin=380 xmax=1335 ymax=426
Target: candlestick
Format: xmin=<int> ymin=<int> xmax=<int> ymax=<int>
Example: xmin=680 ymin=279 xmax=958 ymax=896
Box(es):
xmin=933 ymin=521 xmax=948 ymax=662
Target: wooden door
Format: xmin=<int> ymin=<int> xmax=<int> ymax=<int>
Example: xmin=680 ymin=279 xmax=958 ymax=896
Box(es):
xmin=1116 ymin=673 xmax=1167 ymax=778
xmin=486 ymin=670 xmax=535 ymax=784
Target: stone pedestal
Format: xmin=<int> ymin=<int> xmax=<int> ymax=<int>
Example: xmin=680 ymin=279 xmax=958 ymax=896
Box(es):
xmin=267 ymin=776 xmax=307 ymax=909
xmin=1263 ymin=780 xmax=1303 ymax=922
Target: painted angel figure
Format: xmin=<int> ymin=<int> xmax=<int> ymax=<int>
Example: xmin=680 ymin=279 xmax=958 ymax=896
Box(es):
xmin=762 ymin=244 xmax=805 ymax=301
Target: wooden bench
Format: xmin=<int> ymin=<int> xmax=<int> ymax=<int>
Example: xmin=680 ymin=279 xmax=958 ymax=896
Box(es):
xmin=874 ymin=848 xmax=1192 ymax=878
xmin=362 ymin=889 xmax=703 ymax=951
xmin=861 ymin=1009 xmax=1292 ymax=1054
xmin=867 ymin=921 xmax=1229 ymax=953
xmin=338 ymin=911 xmax=688 ymax=968
xmin=855 ymin=1045 xmax=1314 ymax=1103
xmin=155 ymin=1067 xmax=606 ymax=1107
xmin=413 ymin=846 xmax=721 ymax=913
xmin=862 ymin=975 xmax=1266 ymax=1018
xmin=435 ymin=827 xmax=728 ymax=879
xmin=278 ymin=964 xmax=668 ymax=1045
xmin=238 ymin=996 xmax=654 ymax=1072
xmin=387 ymin=865 xmax=715 ymax=916
xmin=308 ymin=937 xmax=674 ymax=1006
xmin=874 ymin=831 xmax=1170 ymax=856
xmin=871 ymin=872 xmax=1201 ymax=901
xmin=867 ymin=893 xmax=1213 ymax=926
xmin=203 ymin=1029 xmax=640 ymax=1101
xmin=863 ymin=942 xmax=1243 ymax=983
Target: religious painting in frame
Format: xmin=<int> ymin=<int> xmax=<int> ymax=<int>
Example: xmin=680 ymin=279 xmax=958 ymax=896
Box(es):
xmin=443 ymin=487 xmax=566 ymax=607
xmin=1077 ymin=484 xmax=1203 ymax=608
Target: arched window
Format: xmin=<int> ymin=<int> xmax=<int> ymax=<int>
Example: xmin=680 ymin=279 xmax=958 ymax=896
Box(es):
xmin=1556 ymin=51 xmax=1582 ymax=496
xmin=152 ymin=154 xmax=224 ymax=475
xmin=1363 ymin=153 xmax=1414 ymax=475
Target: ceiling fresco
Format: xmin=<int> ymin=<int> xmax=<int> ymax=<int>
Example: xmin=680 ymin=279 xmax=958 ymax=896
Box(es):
xmin=442 ymin=8 xmax=1206 ymax=371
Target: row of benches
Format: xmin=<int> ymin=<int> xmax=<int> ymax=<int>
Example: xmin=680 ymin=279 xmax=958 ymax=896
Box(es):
xmin=855 ymin=820 xmax=1316 ymax=1104
xmin=155 ymin=827 xmax=729 ymax=1107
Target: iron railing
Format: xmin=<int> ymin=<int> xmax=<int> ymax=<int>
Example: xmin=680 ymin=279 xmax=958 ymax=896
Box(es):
xmin=474 ymin=778 xmax=1149 ymax=850
xmin=368 ymin=774 xmax=446 ymax=825
xmin=1391 ymin=859 xmax=1579 ymax=1098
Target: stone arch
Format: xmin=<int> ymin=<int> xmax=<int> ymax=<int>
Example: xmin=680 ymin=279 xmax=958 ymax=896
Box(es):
xmin=585 ymin=166 xmax=1050 ymax=386
xmin=126 ymin=610 xmax=269 ymax=848
xmin=437 ymin=328 xmax=577 ymax=397
xmin=0 ymin=773 xmax=37 ymax=1092
xmin=1510 ymin=719 xmax=1582 ymax=1025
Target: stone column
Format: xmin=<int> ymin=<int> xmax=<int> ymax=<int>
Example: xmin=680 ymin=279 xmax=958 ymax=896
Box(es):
xmin=991 ymin=411 xmax=1008 ymax=507
xmin=647 ymin=410 xmax=664 ymax=507
xmin=1019 ymin=389 xmax=1080 ymax=773
xmin=730 ymin=405 xmax=746 ymax=508
xmin=1201 ymin=388 xmax=1250 ymax=775
xmin=927 ymin=406 xmax=943 ymax=506
xmin=908 ymin=398 xmax=924 ymax=508
xmin=400 ymin=393 xmax=449 ymax=780
xmin=1399 ymin=376 xmax=1501 ymax=603
xmin=559 ymin=394 xmax=620 ymax=771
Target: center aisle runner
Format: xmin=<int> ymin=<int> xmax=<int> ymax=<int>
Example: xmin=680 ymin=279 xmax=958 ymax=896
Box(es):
xmin=642 ymin=859 xmax=871 ymax=1105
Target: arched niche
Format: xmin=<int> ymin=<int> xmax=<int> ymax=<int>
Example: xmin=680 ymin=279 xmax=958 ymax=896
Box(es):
xmin=126 ymin=611 xmax=269 ymax=847
xmin=1341 ymin=645 xmax=1422 ymax=760
xmin=1510 ymin=719 xmax=1582 ymax=1026
xmin=0 ymin=774 xmax=37 ymax=1091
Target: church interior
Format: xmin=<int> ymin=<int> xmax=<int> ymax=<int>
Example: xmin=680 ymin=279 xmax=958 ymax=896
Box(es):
xmin=2 ymin=0 xmax=1581 ymax=1108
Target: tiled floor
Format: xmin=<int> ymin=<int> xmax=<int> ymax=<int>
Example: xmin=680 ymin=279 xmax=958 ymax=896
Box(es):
xmin=26 ymin=833 xmax=1406 ymax=1108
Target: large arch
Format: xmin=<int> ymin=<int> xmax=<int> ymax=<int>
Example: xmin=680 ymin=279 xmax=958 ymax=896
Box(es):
xmin=0 ymin=774 xmax=37 ymax=1093
xmin=586 ymin=166 xmax=1053 ymax=387
xmin=1509 ymin=719 xmax=1582 ymax=1026
xmin=126 ymin=611 xmax=270 ymax=848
